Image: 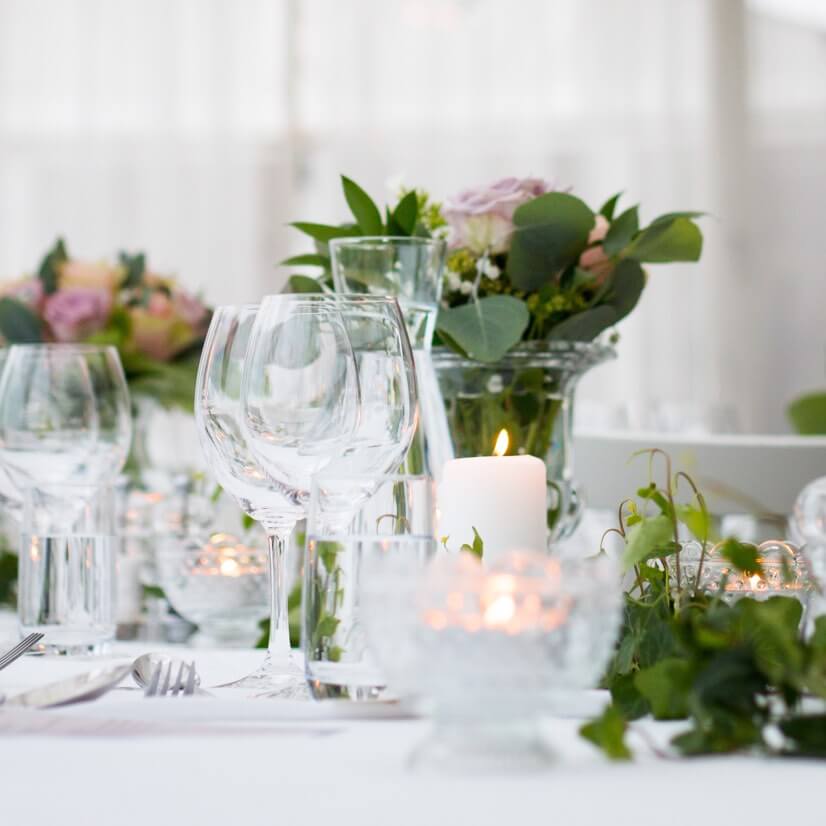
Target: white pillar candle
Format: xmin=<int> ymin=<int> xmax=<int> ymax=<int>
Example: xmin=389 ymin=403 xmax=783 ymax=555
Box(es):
xmin=438 ymin=432 xmax=548 ymax=564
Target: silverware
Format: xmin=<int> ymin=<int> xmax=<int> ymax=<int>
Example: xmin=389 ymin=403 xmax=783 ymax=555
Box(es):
xmin=0 ymin=664 xmax=132 ymax=709
xmin=132 ymin=653 xmax=202 ymax=691
xmin=144 ymin=660 xmax=197 ymax=698
xmin=0 ymin=632 xmax=44 ymax=671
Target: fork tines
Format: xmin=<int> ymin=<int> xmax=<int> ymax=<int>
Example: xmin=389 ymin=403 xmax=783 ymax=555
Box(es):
xmin=0 ymin=632 xmax=45 ymax=671
xmin=144 ymin=661 xmax=198 ymax=698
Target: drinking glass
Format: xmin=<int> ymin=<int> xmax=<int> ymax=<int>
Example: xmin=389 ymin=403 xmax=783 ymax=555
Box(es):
xmin=195 ymin=304 xmax=312 ymax=693
xmin=304 ymin=474 xmax=437 ymax=700
xmin=239 ymin=294 xmax=418 ymax=695
xmin=18 ymin=483 xmax=117 ymax=655
xmin=330 ymin=237 xmax=449 ymax=477
xmin=0 ymin=345 xmax=132 ymax=489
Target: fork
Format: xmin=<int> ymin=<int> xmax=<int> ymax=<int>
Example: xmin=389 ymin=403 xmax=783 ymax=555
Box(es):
xmin=0 ymin=633 xmax=44 ymax=672
xmin=144 ymin=660 xmax=198 ymax=698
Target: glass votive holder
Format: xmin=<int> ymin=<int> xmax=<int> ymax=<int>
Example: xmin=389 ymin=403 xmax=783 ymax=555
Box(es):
xmin=364 ymin=549 xmax=621 ymax=772
xmin=156 ymin=532 xmax=269 ymax=646
xmin=675 ymin=539 xmax=811 ymax=602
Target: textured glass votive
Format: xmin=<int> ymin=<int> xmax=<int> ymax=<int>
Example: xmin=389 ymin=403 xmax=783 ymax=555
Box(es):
xmin=674 ymin=539 xmax=810 ymax=601
xmin=157 ymin=532 xmax=269 ymax=645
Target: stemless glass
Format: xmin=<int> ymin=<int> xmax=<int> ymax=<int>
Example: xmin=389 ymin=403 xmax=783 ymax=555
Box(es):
xmin=0 ymin=345 xmax=132 ymax=489
xmin=304 ymin=474 xmax=438 ymax=700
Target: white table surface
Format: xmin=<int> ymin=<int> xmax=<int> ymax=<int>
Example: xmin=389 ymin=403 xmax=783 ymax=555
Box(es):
xmin=0 ymin=637 xmax=821 ymax=826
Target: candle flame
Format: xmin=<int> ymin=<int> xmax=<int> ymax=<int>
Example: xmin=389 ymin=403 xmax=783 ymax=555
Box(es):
xmin=220 ymin=558 xmax=242 ymax=577
xmin=493 ymin=429 xmax=509 ymax=457
xmin=748 ymin=573 xmax=762 ymax=589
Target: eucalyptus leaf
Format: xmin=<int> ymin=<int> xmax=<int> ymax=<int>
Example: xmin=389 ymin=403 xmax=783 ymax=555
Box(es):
xmin=548 ymin=305 xmax=617 ymax=342
xmin=37 ymin=237 xmax=68 ymax=295
xmin=508 ymin=193 xmax=595 ymax=291
xmin=285 ymin=275 xmax=325 ymax=294
xmin=436 ymin=296 xmax=529 ymax=363
xmin=341 ymin=176 xmax=384 ymax=235
xmin=0 ymin=297 xmax=44 ymax=343
xmin=602 ymin=206 xmax=639 ymax=257
xmin=603 ymin=258 xmax=646 ymax=321
xmin=625 ymin=216 xmax=703 ymax=263
xmin=119 ymin=251 xmax=146 ymax=288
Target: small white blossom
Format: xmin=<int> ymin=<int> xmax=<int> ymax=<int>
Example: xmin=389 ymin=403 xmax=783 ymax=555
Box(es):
xmin=446 ymin=270 xmax=462 ymax=292
xmin=485 ymin=261 xmax=501 ymax=280
xmin=459 ymin=280 xmax=474 ymax=295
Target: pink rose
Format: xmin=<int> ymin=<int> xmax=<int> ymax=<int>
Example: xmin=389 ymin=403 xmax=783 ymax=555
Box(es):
xmin=444 ymin=177 xmax=555 ymax=254
xmin=43 ymin=288 xmax=112 ymax=342
xmin=147 ymin=292 xmax=174 ymax=318
xmin=579 ymin=214 xmax=613 ymax=280
xmin=172 ymin=289 xmax=208 ymax=327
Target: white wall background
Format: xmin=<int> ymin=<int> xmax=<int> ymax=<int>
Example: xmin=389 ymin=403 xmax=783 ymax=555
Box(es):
xmin=0 ymin=0 xmax=824 ymax=432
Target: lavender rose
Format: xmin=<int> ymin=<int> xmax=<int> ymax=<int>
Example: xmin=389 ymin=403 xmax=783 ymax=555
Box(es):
xmin=444 ymin=177 xmax=554 ymax=254
xmin=43 ymin=288 xmax=112 ymax=342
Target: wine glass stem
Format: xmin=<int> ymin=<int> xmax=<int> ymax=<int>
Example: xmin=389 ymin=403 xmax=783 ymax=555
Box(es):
xmin=266 ymin=527 xmax=293 ymax=664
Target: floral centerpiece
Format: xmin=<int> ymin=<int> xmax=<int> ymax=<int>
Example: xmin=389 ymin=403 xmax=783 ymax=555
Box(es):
xmin=0 ymin=238 xmax=211 ymax=410
xmin=289 ymin=175 xmax=704 ymax=538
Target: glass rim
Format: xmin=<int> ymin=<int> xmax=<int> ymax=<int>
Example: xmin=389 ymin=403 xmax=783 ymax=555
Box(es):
xmin=328 ymin=236 xmax=445 ymax=251
xmin=259 ymin=293 xmax=403 ymax=308
xmin=311 ymin=472 xmax=432 ymax=489
xmin=5 ymin=343 xmax=120 ymax=356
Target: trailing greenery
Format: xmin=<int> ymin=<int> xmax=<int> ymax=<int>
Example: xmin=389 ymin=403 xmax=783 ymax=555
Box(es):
xmin=581 ymin=450 xmax=826 ymax=760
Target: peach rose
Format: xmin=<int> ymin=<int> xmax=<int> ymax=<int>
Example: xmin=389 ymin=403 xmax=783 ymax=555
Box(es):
xmin=59 ymin=260 xmax=121 ymax=293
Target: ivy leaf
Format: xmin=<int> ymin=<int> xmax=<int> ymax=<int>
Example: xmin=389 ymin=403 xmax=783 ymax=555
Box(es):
xmin=37 ymin=237 xmax=68 ymax=295
xmin=436 ymin=296 xmax=529 ymax=363
xmin=599 ymin=192 xmax=622 ymax=221
xmin=779 ymin=715 xmax=826 ymax=757
xmin=290 ymin=222 xmax=361 ymax=243
xmin=625 ymin=216 xmax=703 ymax=263
xmin=718 ymin=538 xmax=762 ymax=576
xmin=621 ymin=514 xmax=675 ymax=570
xmin=635 ymin=658 xmax=693 ymax=719
xmin=391 ymin=190 xmax=419 ymax=235
xmin=787 ymin=392 xmax=826 ymax=435
xmin=675 ymin=504 xmax=712 ymax=542
xmin=341 ymin=176 xmax=384 ymax=235
xmin=602 ymin=206 xmax=639 ymax=257
xmin=508 ymin=193 xmax=595 ymax=291
xmin=0 ymin=297 xmax=44 ymax=343
xmin=609 ymin=672 xmax=650 ymax=720
xmin=579 ymin=705 xmax=632 ymax=761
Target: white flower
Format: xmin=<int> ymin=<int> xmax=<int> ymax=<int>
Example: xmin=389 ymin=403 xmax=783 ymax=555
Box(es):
xmin=459 ymin=280 xmax=474 ymax=295
xmin=479 ymin=259 xmax=500 ymax=280
xmin=446 ymin=270 xmax=463 ymax=292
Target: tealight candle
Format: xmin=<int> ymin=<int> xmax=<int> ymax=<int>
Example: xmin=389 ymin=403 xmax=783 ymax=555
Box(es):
xmin=437 ymin=429 xmax=547 ymax=563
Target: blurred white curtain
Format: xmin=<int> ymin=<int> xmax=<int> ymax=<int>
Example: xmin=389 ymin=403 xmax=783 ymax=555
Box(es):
xmin=0 ymin=0 xmax=824 ymax=431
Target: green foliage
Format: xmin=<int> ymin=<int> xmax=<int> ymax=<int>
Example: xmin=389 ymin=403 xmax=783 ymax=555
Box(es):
xmin=579 ymin=704 xmax=632 ymax=760
xmin=436 ymin=296 xmax=530 ymax=362
xmin=584 ymin=450 xmax=826 ymax=762
xmin=0 ymin=549 xmax=17 ymax=607
xmin=459 ymin=527 xmax=484 ymax=559
xmin=0 ymin=297 xmax=44 ymax=343
xmin=288 ymin=177 xmax=704 ymax=363
xmin=37 ymin=237 xmax=68 ymax=295
xmin=119 ymin=251 xmax=146 ymax=288
xmin=788 ymin=392 xmax=826 ymax=435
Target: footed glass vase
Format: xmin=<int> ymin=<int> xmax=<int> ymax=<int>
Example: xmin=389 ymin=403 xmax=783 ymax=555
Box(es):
xmin=432 ymin=340 xmax=614 ymax=542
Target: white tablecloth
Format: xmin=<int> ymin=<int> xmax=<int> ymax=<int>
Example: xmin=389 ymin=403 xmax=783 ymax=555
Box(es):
xmin=0 ymin=639 xmax=821 ymax=826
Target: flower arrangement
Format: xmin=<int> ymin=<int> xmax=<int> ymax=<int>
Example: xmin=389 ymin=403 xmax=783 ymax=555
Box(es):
xmin=286 ymin=175 xmax=704 ymax=362
xmin=0 ymin=239 xmax=211 ymax=409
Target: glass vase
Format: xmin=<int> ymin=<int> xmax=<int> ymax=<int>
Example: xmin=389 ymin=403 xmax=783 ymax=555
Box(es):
xmin=432 ymin=340 xmax=615 ymax=542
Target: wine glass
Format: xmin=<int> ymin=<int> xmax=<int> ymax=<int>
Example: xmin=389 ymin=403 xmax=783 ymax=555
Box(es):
xmin=0 ymin=344 xmax=132 ymax=490
xmin=239 ymin=294 xmax=418 ymax=695
xmin=198 ymin=298 xmax=379 ymax=695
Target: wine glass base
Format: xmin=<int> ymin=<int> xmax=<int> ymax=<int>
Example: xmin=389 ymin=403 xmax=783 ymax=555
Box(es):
xmin=215 ymin=653 xmax=309 ymax=699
